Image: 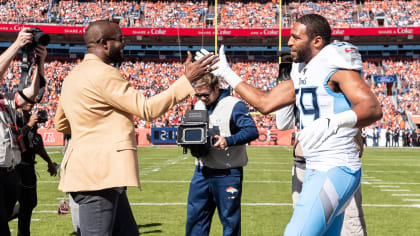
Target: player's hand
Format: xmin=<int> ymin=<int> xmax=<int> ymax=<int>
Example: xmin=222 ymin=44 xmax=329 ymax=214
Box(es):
xmin=34 ymin=45 xmax=47 ymax=65
xmin=297 ymin=117 xmax=340 ymax=150
xmin=47 ymin=162 xmax=58 ymax=176
xmin=298 ymin=110 xmax=357 ymax=150
xmin=184 ymin=51 xmax=218 ymax=83
xmin=195 ymin=45 xmax=242 ymax=88
xmin=15 ymin=28 xmax=33 ymax=49
xmin=195 ymin=45 xmax=231 ymax=78
xmin=213 ymin=135 xmax=228 ymax=150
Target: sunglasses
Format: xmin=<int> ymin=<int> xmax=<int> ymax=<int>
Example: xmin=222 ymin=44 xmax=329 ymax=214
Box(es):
xmin=195 ymin=93 xmax=210 ymax=98
xmin=97 ymin=35 xmax=125 ymax=44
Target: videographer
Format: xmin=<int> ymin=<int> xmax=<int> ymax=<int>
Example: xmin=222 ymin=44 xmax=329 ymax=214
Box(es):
xmin=0 ymin=27 xmax=47 ymax=236
xmin=185 ymin=73 xmax=258 ymax=236
xmin=9 ymin=103 xmax=57 ymax=236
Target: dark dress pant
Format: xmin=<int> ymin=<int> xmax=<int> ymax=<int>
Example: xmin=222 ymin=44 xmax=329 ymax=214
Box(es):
xmin=71 ymin=188 xmax=139 ymax=236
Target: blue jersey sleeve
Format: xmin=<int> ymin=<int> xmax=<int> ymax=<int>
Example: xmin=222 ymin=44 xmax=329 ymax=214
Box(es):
xmin=226 ymin=102 xmax=259 ymax=146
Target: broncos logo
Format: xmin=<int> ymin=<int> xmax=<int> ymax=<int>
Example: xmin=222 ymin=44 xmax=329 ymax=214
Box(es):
xmin=226 ymin=187 xmax=239 ymax=194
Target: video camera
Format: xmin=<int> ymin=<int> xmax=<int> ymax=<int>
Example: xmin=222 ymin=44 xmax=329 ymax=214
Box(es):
xmin=177 ymin=110 xmax=219 ymax=157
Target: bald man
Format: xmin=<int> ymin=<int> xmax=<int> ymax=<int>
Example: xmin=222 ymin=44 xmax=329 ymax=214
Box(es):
xmin=55 ymin=20 xmax=217 ymax=236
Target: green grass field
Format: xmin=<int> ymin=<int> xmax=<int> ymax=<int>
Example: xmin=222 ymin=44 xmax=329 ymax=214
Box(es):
xmin=8 ymin=146 xmax=420 ymax=236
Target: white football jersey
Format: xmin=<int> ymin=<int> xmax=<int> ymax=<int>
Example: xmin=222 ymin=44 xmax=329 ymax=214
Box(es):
xmin=291 ymin=42 xmax=363 ymax=171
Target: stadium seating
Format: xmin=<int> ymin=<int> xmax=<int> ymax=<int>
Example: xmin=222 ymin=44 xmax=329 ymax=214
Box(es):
xmin=1 ymin=58 xmax=418 ymax=130
xmin=0 ymin=0 xmax=418 ymax=28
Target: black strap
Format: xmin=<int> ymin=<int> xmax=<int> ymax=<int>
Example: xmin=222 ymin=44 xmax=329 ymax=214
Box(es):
xmin=18 ymin=50 xmax=46 ymax=104
xmin=18 ymin=51 xmax=31 ymax=91
xmin=18 ymin=91 xmax=36 ymax=104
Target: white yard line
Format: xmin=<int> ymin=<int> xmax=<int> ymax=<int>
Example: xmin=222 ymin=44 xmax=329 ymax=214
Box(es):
xmin=362 ymin=204 xmax=420 ymax=208
xmin=248 ymin=162 xmax=291 ymax=165
xmin=380 ymin=189 xmax=410 ymax=192
xmin=38 ymin=180 xmax=420 ymax=184
xmin=32 ymin=211 xmax=57 ymax=213
xmin=402 ymin=199 xmax=420 ymax=202
xmin=365 ymin=179 xmax=382 ymax=182
xmin=10 ymin=219 xmax=40 ymax=221
xmin=34 ymin=202 xmax=420 ymax=210
xmin=245 ymin=169 xmax=291 ymax=172
xmin=372 ymin=185 xmax=400 ymax=188
xmin=140 ymin=156 xmax=188 ymax=176
xmin=364 ymin=164 xmax=420 ymax=166
xmin=46 ymin=151 xmax=62 ymax=154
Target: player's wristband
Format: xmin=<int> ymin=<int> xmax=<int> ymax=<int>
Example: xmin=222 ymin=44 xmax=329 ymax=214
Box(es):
xmin=223 ymin=69 xmax=242 ymax=89
xmin=335 ymin=110 xmax=358 ymax=128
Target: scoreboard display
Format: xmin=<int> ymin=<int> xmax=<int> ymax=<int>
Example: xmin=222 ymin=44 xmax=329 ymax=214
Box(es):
xmin=151 ymin=127 xmax=178 ymax=144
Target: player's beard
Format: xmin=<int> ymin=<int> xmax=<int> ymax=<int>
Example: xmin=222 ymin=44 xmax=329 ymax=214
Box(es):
xmin=109 ymin=44 xmax=124 ymax=64
xmin=294 ymin=43 xmax=312 ymax=64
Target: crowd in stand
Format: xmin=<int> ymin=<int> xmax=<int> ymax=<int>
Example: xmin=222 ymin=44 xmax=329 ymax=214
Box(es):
xmin=363 ymin=59 xmax=419 ymax=132
xmin=1 ymin=57 xmax=418 ymax=133
xmin=0 ymin=0 xmax=419 ymax=28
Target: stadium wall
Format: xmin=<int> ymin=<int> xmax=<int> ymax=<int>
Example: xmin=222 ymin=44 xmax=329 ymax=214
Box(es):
xmin=38 ymin=128 xmax=296 ymax=146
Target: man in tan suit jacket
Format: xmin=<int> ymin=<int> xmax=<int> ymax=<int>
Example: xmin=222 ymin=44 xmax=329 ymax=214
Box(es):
xmin=54 ymin=20 xmax=217 ymax=236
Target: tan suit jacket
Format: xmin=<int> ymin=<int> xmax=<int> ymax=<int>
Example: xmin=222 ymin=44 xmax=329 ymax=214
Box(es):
xmin=55 ymin=54 xmax=194 ymax=192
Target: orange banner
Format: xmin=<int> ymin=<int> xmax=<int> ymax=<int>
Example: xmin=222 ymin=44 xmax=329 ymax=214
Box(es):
xmin=38 ymin=129 xmax=64 ymax=146
xmin=250 ymin=129 xmax=295 ymax=146
xmin=136 ymin=128 xmax=152 ymax=145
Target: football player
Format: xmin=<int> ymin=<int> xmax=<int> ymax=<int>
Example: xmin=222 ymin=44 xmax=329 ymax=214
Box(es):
xmin=196 ymin=13 xmax=382 ymax=235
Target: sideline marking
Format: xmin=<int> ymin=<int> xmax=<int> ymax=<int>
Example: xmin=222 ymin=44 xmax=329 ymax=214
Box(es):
xmin=37 ymin=180 xmax=420 ymax=185
xmin=140 ymin=155 xmax=186 ymax=176
xmin=35 ymin=203 xmax=420 ymax=209
xmin=10 ymin=219 xmax=40 ymax=222
xmin=392 ymin=194 xmax=420 ymax=196
xmin=33 ymin=211 xmax=57 ymax=213
xmin=367 ymin=179 xmax=383 ymax=181
xmin=249 ymin=162 xmax=291 ymax=165
xmin=380 ymin=189 xmax=410 ymax=192
xmin=364 ymin=164 xmax=420 ymax=166
xmin=366 ymin=159 xmax=420 ymax=161
xmin=403 ymin=199 xmax=420 ymax=202
xmin=46 ymin=151 xmax=61 ymax=154
xmin=372 ymin=185 xmax=400 ymax=188
xmin=365 ymin=170 xmax=408 ymax=173
xmin=363 ymin=204 xmax=420 ymax=208
xmin=245 ymin=169 xmax=291 ymax=172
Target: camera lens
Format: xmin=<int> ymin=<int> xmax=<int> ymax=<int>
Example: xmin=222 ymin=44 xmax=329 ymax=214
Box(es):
xmin=35 ymin=33 xmax=50 ymax=46
xmin=30 ymin=27 xmax=50 ymax=47
xmin=37 ymin=110 xmax=48 ymax=123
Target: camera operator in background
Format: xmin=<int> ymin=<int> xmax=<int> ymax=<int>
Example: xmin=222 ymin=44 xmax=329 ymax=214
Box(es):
xmin=0 ymin=27 xmax=47 ymax=236
xmin=9 ymin=103 xmax=57 ymax=236
xmin=185 ymin=73 xmax=258 ymax=236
